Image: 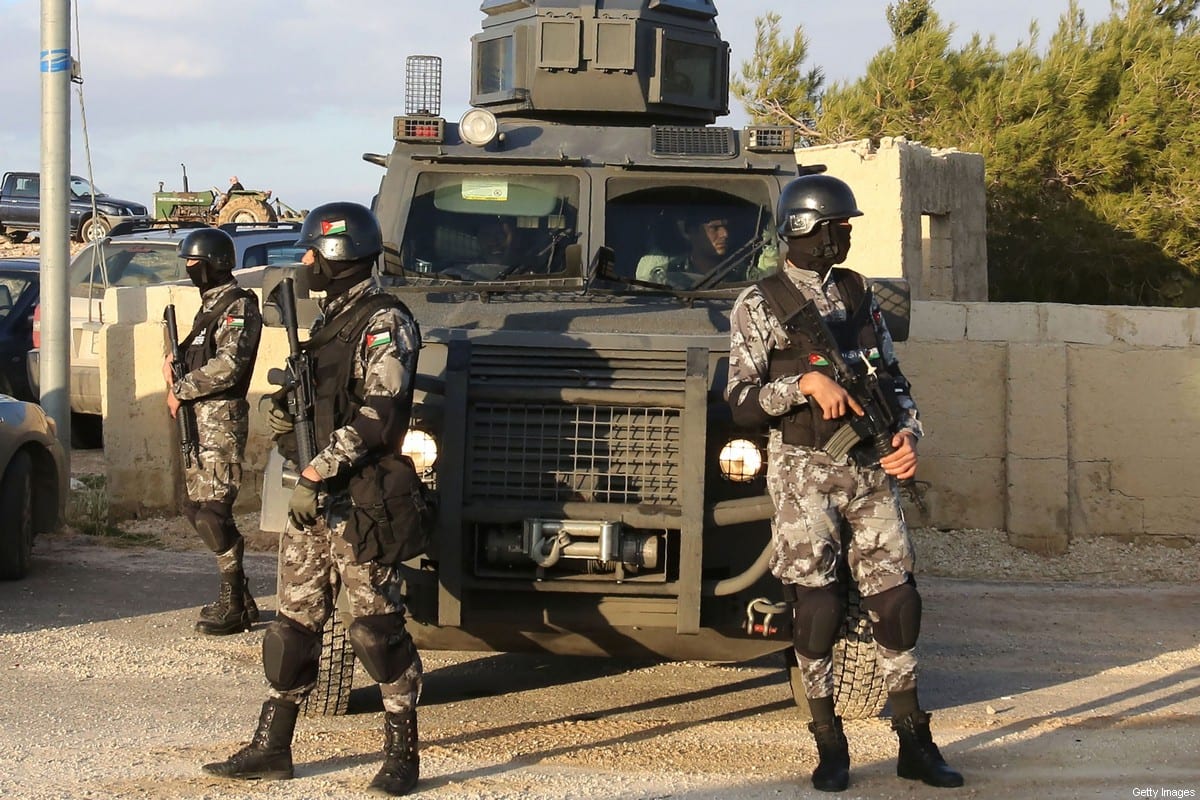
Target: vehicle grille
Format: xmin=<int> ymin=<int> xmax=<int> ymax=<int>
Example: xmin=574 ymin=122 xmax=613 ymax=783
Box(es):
xmin=470 ymin=345 xmax=688 ymax=392
xmin=468 ymin=403 xmax=683 ymax=505
xmin=650 ymin=125 xmax=736 ymax=158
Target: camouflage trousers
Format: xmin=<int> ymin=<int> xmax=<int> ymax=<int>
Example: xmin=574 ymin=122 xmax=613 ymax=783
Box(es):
xmin=183 ymin=456 xmax=242 ymax=505
xmin=270 ymin=493 xmax=423 ymax=715
xmin=766 ymin=439 xmax=918 ymax=697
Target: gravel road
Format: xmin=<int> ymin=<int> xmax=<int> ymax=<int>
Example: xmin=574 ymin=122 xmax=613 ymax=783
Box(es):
xmin=2 ymin=512 xmax=1198 ymax=800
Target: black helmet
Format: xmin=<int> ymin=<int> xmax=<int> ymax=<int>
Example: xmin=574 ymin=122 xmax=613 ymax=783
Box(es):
xmin=776 ymin=174 xmax=863 ymax=239
xmin=295 ymin=201 xmax=382 ymax=262
xmin=178 ymin=227 xmax=236 ymax=274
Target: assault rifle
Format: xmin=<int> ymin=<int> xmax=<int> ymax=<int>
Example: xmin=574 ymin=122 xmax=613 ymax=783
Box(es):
xmin=266 ymin=277 xmax=318 ymax=468
xmin=163 ymin=304 xmax=200 ymax=469
xmin=789 ymin=300 xmax=900 ymax=465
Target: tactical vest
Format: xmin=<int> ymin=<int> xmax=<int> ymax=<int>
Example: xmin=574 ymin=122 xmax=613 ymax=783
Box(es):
xmin=182 ymin=285 xmax=261 ymax=401
xmin=759 ymin=268 xmax=904 ymax=450
xmin=306 ymin=292 xmax=418 ymax=468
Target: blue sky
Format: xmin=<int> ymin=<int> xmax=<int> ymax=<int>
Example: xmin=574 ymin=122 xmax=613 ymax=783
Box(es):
xmin=1 ymin=0 xmax=1116 ymax=214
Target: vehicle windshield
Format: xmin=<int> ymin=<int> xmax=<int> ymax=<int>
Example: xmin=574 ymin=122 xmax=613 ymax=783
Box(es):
xmin=0 ymin=275 xmax=33 ymax=321
xmin=68 ymin=243 xmax=184 ymax=298
xmin=69 ymin=176 xmax=104 ymax=198
xmin=604 ymin=181 xmax=779 ymax=292
xmin=399 ymin=172 xmax=580 ymax=281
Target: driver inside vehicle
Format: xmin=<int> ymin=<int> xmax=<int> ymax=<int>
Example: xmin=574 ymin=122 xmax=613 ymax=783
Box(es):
xmin=477 ymin=216 xmax=522 ymax=266
xmin=636 ymin=209 xmax=737 ymax=288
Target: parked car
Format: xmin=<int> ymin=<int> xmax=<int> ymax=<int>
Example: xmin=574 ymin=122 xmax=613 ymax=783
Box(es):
xmin=0 ymin=258 xmax=39 ymax=401
xmin=0 ymin=394 xmax=66 ymax=579
xmin=26 ymin=221 xmax=307 ymax=443
xmin=0 ymin=171 xmax=151 ymax=243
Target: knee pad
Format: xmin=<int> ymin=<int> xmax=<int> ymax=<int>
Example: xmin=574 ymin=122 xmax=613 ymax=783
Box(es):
xmin=193 ymin=501 xmax=236 ymax=553
xmin=348 ymin=614 xmax=417 ymax=684
xmin=791 ymin=584 xmax=845 ymax=659
xmin=861 ymin=581 xmax=922 ymax=651
xmin=262 ymin=616 xmax=321 ymax=692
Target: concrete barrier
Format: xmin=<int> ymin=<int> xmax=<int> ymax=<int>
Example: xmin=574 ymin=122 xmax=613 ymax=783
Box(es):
xmin=100 ymin=287 xmax=1200 ymax=552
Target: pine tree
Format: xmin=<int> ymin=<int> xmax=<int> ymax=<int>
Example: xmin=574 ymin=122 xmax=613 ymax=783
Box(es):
xmin=738 ymin=0 xmax=1200 ymax=305
xmin=729 ymin=12 xmax=824 ymax=140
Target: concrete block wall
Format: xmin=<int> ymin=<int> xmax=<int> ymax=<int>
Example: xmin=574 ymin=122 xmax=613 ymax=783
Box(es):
xmin=99 ymin=288 xmax=1200 ymax=552
xmin=901 ymin=301 xmax=1200 ymax=553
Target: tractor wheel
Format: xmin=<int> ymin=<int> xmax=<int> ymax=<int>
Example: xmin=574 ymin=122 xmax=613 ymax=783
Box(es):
xmin=217 ymin=196 xmax=278 ymax=226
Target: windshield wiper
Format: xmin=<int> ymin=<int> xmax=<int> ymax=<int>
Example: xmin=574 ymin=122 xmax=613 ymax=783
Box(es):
xmin=690 ymin=234 xmax=772 ymax=291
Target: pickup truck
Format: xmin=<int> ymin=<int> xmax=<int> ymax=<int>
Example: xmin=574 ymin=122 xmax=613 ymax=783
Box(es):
xmin=0 ymin=171 xmax=150 ymax=243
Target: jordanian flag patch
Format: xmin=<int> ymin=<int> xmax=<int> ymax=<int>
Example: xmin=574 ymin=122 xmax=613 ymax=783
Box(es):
xmin=366 ymin=330 xmax=392 ymax=349
xmin=321 ymin=219 xmax=348 ymax=236
xmin=808 ymin=353 xmax=830 ymax=366
xmin=225 ymin=315 xmax=244 ymax=329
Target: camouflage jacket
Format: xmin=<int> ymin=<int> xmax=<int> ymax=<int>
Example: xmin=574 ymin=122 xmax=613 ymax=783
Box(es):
xmin=725 ymin=263 xmax=922 ymax=445
xmin=173 ymin=281 xmax=262 ymax=405
xmin=307 ymin=277 xmax=421 ymax=482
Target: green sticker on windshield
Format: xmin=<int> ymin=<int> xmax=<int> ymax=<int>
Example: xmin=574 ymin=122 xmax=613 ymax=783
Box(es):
xmin=461 ymin=179 xmax=509 ymax=202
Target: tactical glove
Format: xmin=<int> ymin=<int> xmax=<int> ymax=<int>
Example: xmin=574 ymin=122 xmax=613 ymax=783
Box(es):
xmin=288 ymin=475 xmax=322 ymax=528
xmin=259 ymin=394 xmax=295 ymax=435
xmin=266 ymin=405 xmax=295 ymax=436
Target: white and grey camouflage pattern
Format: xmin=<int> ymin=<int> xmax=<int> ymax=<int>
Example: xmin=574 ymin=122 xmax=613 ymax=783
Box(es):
xmin=726 ymin=263 xmax=922 ymax=699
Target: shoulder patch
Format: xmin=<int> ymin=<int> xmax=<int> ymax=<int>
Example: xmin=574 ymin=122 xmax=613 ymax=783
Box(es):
xmin=366 ymin=330 xmax=393 ymax=349
xmin=224 ymin=315 xmax=245 ymax=329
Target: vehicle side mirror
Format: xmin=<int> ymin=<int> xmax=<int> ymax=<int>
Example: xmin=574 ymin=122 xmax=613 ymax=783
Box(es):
xmin=870 ymin=278 xmax=911 ymax=343
xmin=262 ymin=266 xmax=308 ymax=327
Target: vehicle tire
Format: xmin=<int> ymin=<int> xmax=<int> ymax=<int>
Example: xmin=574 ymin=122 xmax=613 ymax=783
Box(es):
xmin=300 ymin=613 xmax=356 ymax=717
xmin=0 ymin=451 xmax=35 ymax=580
xmin=785 ymin=583 xmax=888 ymax=721
xmin=275 ymin=520 xmax=356 ymax=716
xmin=217 ymin=196 xmax=278 ymax=226
xmin=77 ymin=216 xmax=111 ymax=243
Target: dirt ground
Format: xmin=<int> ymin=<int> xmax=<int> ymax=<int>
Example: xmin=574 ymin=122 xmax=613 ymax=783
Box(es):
xmin=0 ymin=449 xmax=1195 ymax=799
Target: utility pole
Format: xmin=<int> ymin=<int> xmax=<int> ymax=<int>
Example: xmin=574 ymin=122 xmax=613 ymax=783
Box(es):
xmin=40 ymin=0 xmax=72 ymax=463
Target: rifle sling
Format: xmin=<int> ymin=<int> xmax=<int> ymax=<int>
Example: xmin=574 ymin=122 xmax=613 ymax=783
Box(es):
xmin=180 ymin=286 xmax=255 ymax=350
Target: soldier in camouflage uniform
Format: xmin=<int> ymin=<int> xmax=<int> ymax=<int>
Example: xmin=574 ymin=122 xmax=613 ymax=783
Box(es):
xmin=726 ymin=174 xmax=962 ymax=792
xmin=163 ymin=227 xmax=262 ymax=636
xmin=203 ymin=202 xmax=425 ymax=797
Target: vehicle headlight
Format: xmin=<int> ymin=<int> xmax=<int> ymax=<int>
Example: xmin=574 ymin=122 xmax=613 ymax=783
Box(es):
xmin=718 ymin=438 xmax=763 ymax=482
xmin=401 ymin=429 xmax=438 ymax=476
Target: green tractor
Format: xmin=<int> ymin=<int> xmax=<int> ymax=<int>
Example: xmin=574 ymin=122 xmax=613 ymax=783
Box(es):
xmin=153 ymin=164 xmax=304 ymax=226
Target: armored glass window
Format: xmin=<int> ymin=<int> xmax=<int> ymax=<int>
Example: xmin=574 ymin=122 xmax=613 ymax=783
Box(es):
xmin=401 ymin=172 xmax=580 ymax=281
xmin=477 ymin=35 xmax=515 ymax=96
xmin=604 ymin=181 xmax=776 ymax=289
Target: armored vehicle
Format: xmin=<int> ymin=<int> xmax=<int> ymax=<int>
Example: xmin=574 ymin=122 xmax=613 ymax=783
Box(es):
xmin=266 ymin=0 xmax=907 ymax=718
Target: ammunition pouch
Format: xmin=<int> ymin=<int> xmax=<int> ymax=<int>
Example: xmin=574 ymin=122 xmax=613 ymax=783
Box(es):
xmin=343 ymin=453 xmax=436 ymax=565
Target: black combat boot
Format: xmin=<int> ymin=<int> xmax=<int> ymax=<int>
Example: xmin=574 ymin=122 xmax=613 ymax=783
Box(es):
xmin=807 ymin=716 xmax=850 ymax=792
xmin=892 ymin=710 xmax=964 ymax=788
xmin=200 ymin=574 xmax=259 ymax=625
xmin=195 ymin=572 xmax=251 ymax=636
xmin=367 ymin=710 xmax=419 ymax=796
xmin=202 ymin=699 xmax=299 ymax=781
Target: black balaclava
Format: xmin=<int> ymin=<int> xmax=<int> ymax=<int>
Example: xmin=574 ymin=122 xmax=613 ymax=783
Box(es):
xmin=307 ymin=251 xmax=373 ymax=297
xmin=784 ymin=220 xmax=851 ymax=279
xmin=186 ymin=259 xmax=231 ymax=293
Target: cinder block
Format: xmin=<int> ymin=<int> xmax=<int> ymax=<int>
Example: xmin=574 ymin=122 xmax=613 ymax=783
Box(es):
xmin=1008 ymin=344 xmax=1067 ymax=459
xmin=967 ymin=303 xmax=1042 ymax=342
xmin=1007 ymin=457 xmax=1069 ymax=553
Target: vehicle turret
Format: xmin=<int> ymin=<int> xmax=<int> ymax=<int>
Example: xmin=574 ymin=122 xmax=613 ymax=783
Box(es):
xmin=470 ymin=0 xmax=728 ymax=125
